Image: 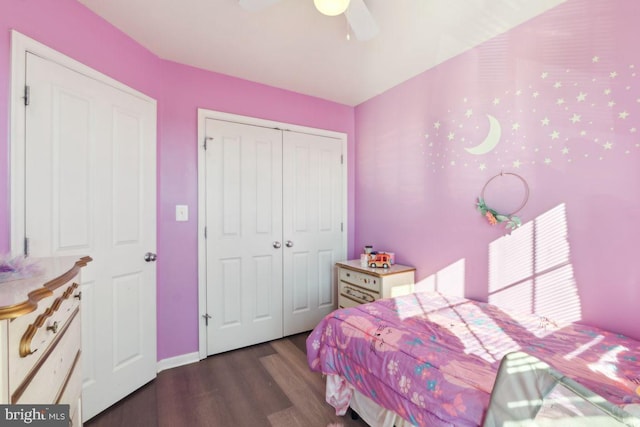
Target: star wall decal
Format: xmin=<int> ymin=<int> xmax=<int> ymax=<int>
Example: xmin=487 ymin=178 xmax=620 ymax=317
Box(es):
xmin=423 ymin=53 xmax=640 ymax=173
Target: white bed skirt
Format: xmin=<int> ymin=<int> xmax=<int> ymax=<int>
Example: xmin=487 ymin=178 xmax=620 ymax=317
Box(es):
xmin=326 ymin=374 xmax=414 ymax=427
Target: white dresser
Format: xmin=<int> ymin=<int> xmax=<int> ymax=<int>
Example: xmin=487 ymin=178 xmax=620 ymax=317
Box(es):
xmin=0 ymin=256 xmax=91 ymax=426
xmin=336 ymin=260 xmax=415 ymax=308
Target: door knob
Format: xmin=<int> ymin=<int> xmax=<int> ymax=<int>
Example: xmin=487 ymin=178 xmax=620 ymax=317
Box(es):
xmin=273 ymin=241 xmax=281 ymax=249
xmin=144 ymin=252 xmax=157 ymax=262
xmin=285 ymin=240 xmax=294 ymax=248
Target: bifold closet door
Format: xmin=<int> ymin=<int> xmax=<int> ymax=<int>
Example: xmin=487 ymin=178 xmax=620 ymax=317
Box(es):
xmin=204 ymin=119 xmax=284 ymax=355
xmin=204 ymin=118 xmax=344 ymax=355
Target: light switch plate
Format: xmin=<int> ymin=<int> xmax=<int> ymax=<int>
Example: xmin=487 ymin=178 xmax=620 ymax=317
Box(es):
xmin=176 ymin=205 xmax=188 ymax=222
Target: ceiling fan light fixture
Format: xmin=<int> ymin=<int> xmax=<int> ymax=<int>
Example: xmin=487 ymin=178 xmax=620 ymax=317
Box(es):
xmin=314 ymin=0 xmax=350 ymax=16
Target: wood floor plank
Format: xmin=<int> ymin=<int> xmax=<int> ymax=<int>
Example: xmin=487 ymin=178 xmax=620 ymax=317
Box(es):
xmin=157 ymin=343 xmax=289 ymax=427
xmin=267 ymin=406 xmax=309 ymax=427
xmin=84 ymin=380 xmax=158 ymax=427
xmin=270 ymin=338 xmax=328 ymax=398
xmin=85 ymin=333 xmax=368 ymax=427
xmin=261 ymin=353 xmax=337 ymax=426
xmin=288 ymin=331 xmax=311 ymax=354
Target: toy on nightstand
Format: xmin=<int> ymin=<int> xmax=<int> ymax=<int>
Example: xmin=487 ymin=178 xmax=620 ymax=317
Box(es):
xmin=368 ymin=252 xmax=392 ymax=268
xmin=360 ymin=246 xmax=395 ymax=268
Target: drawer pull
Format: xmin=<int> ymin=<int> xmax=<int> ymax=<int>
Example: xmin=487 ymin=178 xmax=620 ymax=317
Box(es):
xmin=47 ymin=321 xmax=59 ymax=334
xmin=23 ymin=348 xmax=38 ymax=357
xmin=19 ymin=282 xmax=79 ymax=357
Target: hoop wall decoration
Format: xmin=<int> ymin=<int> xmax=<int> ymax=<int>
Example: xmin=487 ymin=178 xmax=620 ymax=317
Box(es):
xmin=476 ymin=172 xmax=529 ymax=230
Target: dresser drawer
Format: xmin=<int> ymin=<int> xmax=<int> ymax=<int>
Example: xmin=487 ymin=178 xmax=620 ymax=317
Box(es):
xmin=338 ymin=268 xmax=380 ymax=293
xmin=12 ymin=314 xmax=81 ymax=404
xmin=8 ymin=280 xmax=81 ymax=392
xmin=57 ymin=352 xmax=82 ymax=425
xmin=0 ymin=256 xmax=89 ymax=415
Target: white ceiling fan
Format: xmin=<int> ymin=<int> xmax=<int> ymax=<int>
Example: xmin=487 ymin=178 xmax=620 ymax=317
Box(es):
xmin=238 ymin=0 xmax=379 ymax=41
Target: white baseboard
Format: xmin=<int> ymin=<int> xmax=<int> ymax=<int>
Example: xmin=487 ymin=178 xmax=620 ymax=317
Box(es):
xmin=156 ymin=351 xmax=200 ymax=373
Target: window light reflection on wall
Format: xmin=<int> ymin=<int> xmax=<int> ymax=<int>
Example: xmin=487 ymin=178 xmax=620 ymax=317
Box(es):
xmin=488 ymin=203 xmax=582 ymax=333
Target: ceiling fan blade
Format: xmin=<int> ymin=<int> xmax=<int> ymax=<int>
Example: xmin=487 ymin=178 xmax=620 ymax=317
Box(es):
xmin=344 ymin=0 xmax=379 ymax=41
xmin=239 ymin=0 xmax=282 ymax=12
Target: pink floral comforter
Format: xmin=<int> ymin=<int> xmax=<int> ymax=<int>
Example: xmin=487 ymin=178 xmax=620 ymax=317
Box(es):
xmin=307 ymin=292 xmax=640 ymax=426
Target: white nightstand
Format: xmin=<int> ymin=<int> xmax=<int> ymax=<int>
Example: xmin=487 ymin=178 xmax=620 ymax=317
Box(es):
xmin=336 ymin=260 xmax=416 ymax=308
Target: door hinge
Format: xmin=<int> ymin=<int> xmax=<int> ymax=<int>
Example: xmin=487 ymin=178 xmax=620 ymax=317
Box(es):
xmin=341 ymin=222 xmax=343 ymax=232
xmin=340 ymin=154 xmax=344 ymax=164
xmin=204 ymin=227 xmax=207 ymax=239
xmin=23 ymin=237 xmax=30 ymax=257
xmin=203 ymin=313 xmax=212 ymax=326
xmin=204 ymin=136 xmax=213 ymax=150
xmin=24 ymin=85 xmax=30 ymax=106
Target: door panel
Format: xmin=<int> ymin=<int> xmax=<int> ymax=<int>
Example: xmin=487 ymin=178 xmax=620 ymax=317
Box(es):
xmin=24 ymin=53 xmax=157 ymax=421
xmin=113 ymin=272 xmax=144 ymax=366
xmin=26 ymin=77 xmax=94 ymax=256
xmin=205 ymin=119 xmax=283 ymax=355
xmin=282 ymin=131 xmax=344 ymax=335
xmin=113 ymin=108 xmax=143 ymax=244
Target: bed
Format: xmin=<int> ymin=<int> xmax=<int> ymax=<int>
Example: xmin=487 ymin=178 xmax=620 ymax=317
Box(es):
xmin=306 ymin=291 xmax=640 ymax=426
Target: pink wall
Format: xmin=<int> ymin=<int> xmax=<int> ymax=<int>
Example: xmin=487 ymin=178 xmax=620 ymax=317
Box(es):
xmin=0 ymin=0 xmax=355 ymax=359
xmin=354 ymin=0 xmax=640 ymax=340
xmin=3 ymin=0 xmax=638 ymax=360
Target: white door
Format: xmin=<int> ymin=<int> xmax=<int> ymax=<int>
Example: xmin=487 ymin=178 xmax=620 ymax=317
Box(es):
xmin=282 ymin=131 xmax=344 ymax=335
xmin=204 ymin=119 xmax=284 ymax=354
xmin=23 ymin=52 xmax=157 ymax=421
xmin=203 ymin=117 xmax=345 ymax=354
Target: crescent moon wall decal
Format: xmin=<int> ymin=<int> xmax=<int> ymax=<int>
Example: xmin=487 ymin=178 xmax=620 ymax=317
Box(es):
xmin=465 ymin=114 xmax=502 ymax=155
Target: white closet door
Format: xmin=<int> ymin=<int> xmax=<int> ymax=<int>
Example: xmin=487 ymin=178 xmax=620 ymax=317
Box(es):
xmin=282 ymin=131 xmax=344 ymax=335
xmin=24 ymin=52 xmax=157 ymax=421
xmin=205 ymin=119 xmax=284 ymax=355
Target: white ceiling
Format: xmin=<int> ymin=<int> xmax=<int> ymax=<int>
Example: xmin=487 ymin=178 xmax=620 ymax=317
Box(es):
xmin=78 ymin=0 xmax=566 ymax=106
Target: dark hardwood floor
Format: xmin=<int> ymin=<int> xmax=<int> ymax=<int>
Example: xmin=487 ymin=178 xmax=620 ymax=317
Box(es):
xmin=85 ymin=333 xmax=368 ymax=427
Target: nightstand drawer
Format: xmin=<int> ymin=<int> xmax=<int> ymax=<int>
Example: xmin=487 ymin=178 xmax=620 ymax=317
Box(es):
xmin=336 ymin=260 xmax=416 ymax=308
xmin=338 ymin=295 xmax=363 ymax=309
xmin=338 ymin=268 xmax=380 ymax=293
xmin=339 ymin=281 xmax=379 ymax=305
